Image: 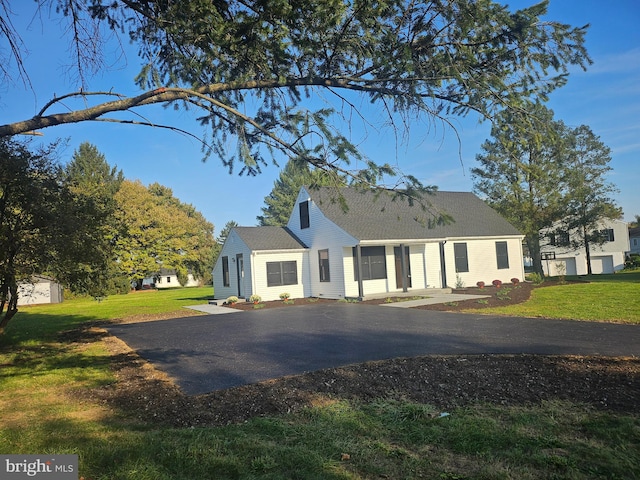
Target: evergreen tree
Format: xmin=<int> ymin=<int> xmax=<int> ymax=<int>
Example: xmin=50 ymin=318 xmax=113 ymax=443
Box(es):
xmin=1 ymin=1 xmax=590 ymax=196
xmin=61 ymin=142 xmax=126 ymax=296
xmin=559 ymin=125 xmax=621 ymax=274
xmin=472 ymin=105 xmax=568 ymax=275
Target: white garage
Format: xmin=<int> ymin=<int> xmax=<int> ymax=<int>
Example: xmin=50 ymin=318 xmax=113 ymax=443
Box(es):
xmin=545 ymin=257 xmax=577 ymax=277
xmin=590 ymin=255 xmax=614 ymax=274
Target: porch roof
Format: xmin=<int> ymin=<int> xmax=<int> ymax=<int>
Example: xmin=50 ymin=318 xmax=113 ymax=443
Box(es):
xmin=234 ymin=226 xmax=308 ymax=250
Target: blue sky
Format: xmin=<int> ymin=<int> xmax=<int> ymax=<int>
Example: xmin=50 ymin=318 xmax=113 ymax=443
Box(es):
xmin=2 ymin=0 xmax=639 ymax=233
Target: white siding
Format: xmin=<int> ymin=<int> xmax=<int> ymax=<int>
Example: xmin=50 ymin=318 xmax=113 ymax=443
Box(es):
xmin=288 ymin=187 xmax=358 ymax=299
xmin=212 ymin=230 xmax=252 ymax=300
xmin=425 ymin=243 xmax=445 ymax=289
xmin=17 ymin=281 xmax=55 ymax=305
xmin=446 ymin=237 xmax=525 ymax=288
xmin=251 ymin=251 xmax=308 ymax=301
xmin=155 ymin=273 xmax=199 ymax=289
xmin=541 ymin=219 xmax=629 ymax=276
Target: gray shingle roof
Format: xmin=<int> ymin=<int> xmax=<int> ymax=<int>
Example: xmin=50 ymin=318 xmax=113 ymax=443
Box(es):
xmin=307 ymin=187 xmax=522 ymax=240
xmin=234 ymin=226 xmax=307 ymax=250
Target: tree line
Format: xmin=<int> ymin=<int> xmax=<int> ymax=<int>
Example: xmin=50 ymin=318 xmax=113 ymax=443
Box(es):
xmin=0 ymin=140 xmax=214 ymax=332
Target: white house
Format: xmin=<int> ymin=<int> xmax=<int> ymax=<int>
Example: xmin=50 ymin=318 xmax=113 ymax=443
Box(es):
xmin=213 ymin=187 xmax=525 ymax=301
xmin=540 ymin=218 xmax=629 ymax=276
xmin=153 ymin=268 xmax=200 ymax=289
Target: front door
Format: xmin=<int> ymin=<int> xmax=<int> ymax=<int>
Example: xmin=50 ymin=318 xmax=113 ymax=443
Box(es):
xmin=394 ymin=246 xmax=412 ymax=289
xmin=236 ymin=254 xmax=244 ymax=297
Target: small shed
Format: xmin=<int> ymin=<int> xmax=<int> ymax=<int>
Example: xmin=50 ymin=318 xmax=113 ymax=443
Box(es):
xmin=17 ymin=275 xmax=64 ymax=306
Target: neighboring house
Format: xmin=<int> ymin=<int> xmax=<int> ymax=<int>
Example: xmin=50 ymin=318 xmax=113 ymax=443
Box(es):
xmin=213 ymin=187 xmax=525 ymax=301
xmin=539 ymin=218 xmax=629 ymax=276
xmin=154 ymin=268 xmax=200 ymax=289
xmin=17 ymin=275 xmax=64 ymax=306
xmin=141 ymin=269 xmax=200 ymax=289
xmin=629 ymin=226 xmax=640 ymax=255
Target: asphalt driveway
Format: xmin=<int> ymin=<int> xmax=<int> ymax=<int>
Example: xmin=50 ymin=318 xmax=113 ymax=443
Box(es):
xmin=107 ymin=303 xmax=640 ymax=395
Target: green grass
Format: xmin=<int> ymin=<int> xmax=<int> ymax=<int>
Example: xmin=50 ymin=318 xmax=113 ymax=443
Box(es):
xmin=469 ymin=272 xmax=640 ymax=323
xmin=1 ymin=285 xmax=639 ymax=479
xmin=2 ymin=287 xmax=212 ymax=345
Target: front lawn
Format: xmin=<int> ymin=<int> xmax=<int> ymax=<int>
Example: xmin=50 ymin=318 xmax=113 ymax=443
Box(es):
xmin=468 ymin=272 xmax=640 ymax=323
xmin=1 ymin=285 xmax=638 ymax=479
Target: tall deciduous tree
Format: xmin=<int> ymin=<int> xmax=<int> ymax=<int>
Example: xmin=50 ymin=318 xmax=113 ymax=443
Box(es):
xmin=258 ymin=159 xmax=346 ymax=226
xmin=0 ymin=0 xmax=590 ymax=200
xmin=113 ymin=180 xmax=214 ymax=287
xmin=0 ymin=139 xmax=67 ymax=332
xmin=472 ymin=105 xmax=568 ymax=275
xmin=61 ymin=142 xmax=126 ymax=296
xmin=559 ymin=125 xmax=621 ymax=274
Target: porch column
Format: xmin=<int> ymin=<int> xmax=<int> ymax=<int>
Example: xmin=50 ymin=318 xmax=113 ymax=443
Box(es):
xmin=439 ymin=241 xmax=448 ymax=288
xmin=400 ymin=243 xmax=408 ymax=292
xmin=355 ymin=244 xmax=364 ymax=300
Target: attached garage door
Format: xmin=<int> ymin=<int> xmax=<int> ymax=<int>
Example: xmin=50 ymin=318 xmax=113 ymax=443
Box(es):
xmin=546 ymin=257 xmax=577 ymax=276
xmin=590 ymin=255 xmax=614 ymax=274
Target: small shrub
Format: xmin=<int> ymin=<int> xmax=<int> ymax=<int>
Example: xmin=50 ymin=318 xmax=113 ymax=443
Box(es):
xmin=476 ymin=281 xmax=485 ymax=289
xmin=496 ymin=287 xmax=511 ymax=301
xmin=624 ymin=254 xmax=640 ymax=269
xmin=307 ymin=297 xmax=319 ymax=303
xmin=455 ymin=274 xmax=465 ymax=289
xmin=249 ymin=294 xmax=262 ymax=304
xmin=284 ymin=299 xmax=295 ymax=305
xmin=510 ymin=278 xmax=520 ymax=285
xmin=492 ymin=279 xmax=502 ymax=288
xmin=528 ymin=272 xmax=544 ymax=285
xmin=226 ymin=296 xmax=238 ymax=305
xmin=253 ymin=303 xmax=265 ymax=309
xmin=476 ymin=299 xmax=489 ymax=305
xmin=279 ymin=292 xmax=290 ymax=301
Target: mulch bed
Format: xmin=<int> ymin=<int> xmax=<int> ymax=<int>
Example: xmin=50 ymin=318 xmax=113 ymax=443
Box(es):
xmin=223 ymin=280 xmax=546 ymax=312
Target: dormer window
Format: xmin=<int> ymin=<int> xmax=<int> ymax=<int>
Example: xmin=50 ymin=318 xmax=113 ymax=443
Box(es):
xmin=300 ymin=200 xmax=310 ymax=229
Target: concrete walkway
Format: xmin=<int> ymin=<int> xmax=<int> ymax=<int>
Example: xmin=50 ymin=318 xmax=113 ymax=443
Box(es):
xmin=381 ymin=293 xmax=490 ymax=308
xmin=187 ymin=291 xmax=489 ymax=313
xmin=186 ymin=304 xmax=240 ymax=314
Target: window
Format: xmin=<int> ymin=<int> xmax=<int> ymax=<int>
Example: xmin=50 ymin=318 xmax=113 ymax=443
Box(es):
xmin=166 ymin=276 xmax=171 ymax=283
xmin=300 ymin=201 xmax=310 ymax=229
xmin=600 ymin=228 xmax=615 ymax=242
xmin=318 ymin=249 xmax=330 ymax=282
xmin=222 ymin=257 xmax=230 ymax=286
xmin=267 ymin=261 xmax=298 ymax=287
xmin=454 ymin=243 xmax=469 ymax=273
xmin=353 ymin=246 xmax=387 ymax=280
xmin=549 ymin=232 xmax=569 ymax=247
xmin=495 ymin=241 xmax=509 ymax=269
